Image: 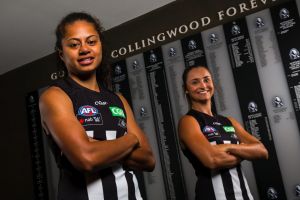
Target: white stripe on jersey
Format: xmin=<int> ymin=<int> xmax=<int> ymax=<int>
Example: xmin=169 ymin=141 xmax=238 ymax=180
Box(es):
xmin=113 ymin=165 xmax=129 ymax=200
xmin=229 ymin=168 xmax=244 ymax=200
xmin=85 ymin=130 xmax=104 ymax=199
xmin=242 ymin=169 xmax=254 ymax=200
xmin=130 ymin=171 xmax=143 ymax=200
xmin=106 ymin=130 xmax=117 ymax=140
xmin=86 ymin=130 xmax=94 ymax=138
xmin=86 ymin=173 xmax=104 ymax=200
xmin=211 ymin=170 xmax=227 ymax=200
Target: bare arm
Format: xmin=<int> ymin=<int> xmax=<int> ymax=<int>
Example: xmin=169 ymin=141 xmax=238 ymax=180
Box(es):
xmin=224 ymin=117 xmax=269 ymax=160
xmin=178 ymin=115 xmax=241 ymax=170
xmin=117 ymin=94 xmax=155 ymax=172
xmin=39 ymin=87 xmax=139 ymax=172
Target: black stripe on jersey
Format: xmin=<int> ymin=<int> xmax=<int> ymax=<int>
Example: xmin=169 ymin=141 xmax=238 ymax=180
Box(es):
xmin=220 ymin=169 xmax=236 ymax=200
xmin=195 ymin=177 xmax=217 ymax=200
xmin=100 ymin=168 xmax=118 ymax=200
xmin=237 ymin=166 xmax=250 ymax=200
xmin=125 ymin=171 xmax=137 ymax=200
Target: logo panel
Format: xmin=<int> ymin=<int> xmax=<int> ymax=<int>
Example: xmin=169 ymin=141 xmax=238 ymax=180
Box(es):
xmin=77 ymin=105 xmax=103 ymax=126
xmin=109 ymin=106 xmax=126 ymax=118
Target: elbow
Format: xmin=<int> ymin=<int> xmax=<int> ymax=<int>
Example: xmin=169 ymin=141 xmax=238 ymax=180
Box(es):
xmin=145 ymin=156 xmax=156 ymax=172
xmin=262 ymin=148 xmax=269 ymax=160
xmin=257 ymin=143 xmax=269 ymax=160
xmin=72 ymin=151 xmax=100 ymax=172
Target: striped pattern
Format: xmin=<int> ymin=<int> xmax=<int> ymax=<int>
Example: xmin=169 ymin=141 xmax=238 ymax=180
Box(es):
xmin=185 ymin=110 xmax=254 ymax=200
xmin=85 ymin=130 xmax=143 ymax=200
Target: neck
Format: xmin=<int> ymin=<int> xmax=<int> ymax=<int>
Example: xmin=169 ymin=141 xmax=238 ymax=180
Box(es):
xmin=69 ymin=73 xmax=100 ymax=92
xmin=191 ymin=100 xmax=213 ymax=116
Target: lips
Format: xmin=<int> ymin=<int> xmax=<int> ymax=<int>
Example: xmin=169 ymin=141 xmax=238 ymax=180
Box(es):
xmin=78 ymin=57 xmax=94 ymax=65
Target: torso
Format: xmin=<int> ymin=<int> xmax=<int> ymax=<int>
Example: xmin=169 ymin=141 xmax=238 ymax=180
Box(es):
xmin=47 ymin=77 xmax=142 ymax=200
xmin=183 ymin=109 xmax=253 ymax=200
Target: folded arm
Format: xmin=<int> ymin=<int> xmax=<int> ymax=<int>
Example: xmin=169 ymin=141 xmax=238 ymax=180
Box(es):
xmin=117 ymin=94 xmax=156 ymax=172
xmin=224 ymin=117 xmax=268 ymax=160
xmin=178 ymin=115 xmax=241 ymax=170
xmin=39 ymin=87 xmax=139 ymax=172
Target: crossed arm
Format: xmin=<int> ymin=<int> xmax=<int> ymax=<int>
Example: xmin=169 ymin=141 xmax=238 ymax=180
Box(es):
xmin=178 ymin=115 xmax=268 ymax=170
xmin=39 ymin=86 xmax=155 ymax=172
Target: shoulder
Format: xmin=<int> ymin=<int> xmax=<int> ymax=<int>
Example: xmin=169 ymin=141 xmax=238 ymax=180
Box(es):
xmin=39 ymin=86 xmax=72 ymax=111
xmin=115 ymin=92 xmax=128 ymax=105
xmin=226 ymin=116 xmax=240 ymax=126
xmin=40 ymin=86 xmax=68 ymax=101
xmin=178 ymin=115 xmax=199 ymax=129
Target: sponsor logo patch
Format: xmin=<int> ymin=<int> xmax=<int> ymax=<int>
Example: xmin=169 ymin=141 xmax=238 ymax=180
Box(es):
xmin=78 ymin=105 xmax=98 ymax=116
xmin=202 ymin=126 xmax=220 ymax=138
xmin=203 ymin=126 xmax=217 ymax=133
xmin=109 ymin=106 xmax=125 ymax=118
xmin=77 ymin=105 xmax=103 ymax=126
xmin=223 ymin=126 xmax=235 ymax=132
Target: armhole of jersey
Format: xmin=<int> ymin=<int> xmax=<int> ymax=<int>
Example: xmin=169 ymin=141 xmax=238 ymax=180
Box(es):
xmin=112 ymin=91 xmax=128 ymax=119
xmin=219 ymin=115 xmax=234 ymax=127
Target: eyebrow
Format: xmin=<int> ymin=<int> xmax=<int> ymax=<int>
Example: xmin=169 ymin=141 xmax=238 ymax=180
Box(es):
xmin=66 ymin=35 xmax=98 ymax=41
xmin=189 ymin=75 xmax=211 ymax=82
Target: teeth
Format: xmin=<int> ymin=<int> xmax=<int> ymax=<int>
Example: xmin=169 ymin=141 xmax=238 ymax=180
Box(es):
xmin=80 ymin=57 xmax=92 ymax=61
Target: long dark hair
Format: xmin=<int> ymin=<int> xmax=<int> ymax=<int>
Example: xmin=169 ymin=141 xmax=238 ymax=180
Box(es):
xmin=55 ymin=12 xmax=111 ymax=89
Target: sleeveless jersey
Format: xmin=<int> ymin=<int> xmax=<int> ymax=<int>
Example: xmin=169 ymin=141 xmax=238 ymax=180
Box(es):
xmin=183 ymin=109 xmax=253 ymax=200
xmin=47 ymin=77 xmax=142 ymax=200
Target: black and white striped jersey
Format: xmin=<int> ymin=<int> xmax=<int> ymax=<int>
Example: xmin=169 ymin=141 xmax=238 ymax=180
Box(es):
xmin=183 ymin=109 xmax=253 ymax=200
xmin=47 ymin=77 xmax=143 ymax=200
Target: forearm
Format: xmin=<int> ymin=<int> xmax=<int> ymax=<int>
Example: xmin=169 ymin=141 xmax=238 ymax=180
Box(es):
xmin=76 ymin=133 xmax=139 ymax=171
xmin=227 ymin=143 xmax=268 ymax=160
xmin=210 ymin=150 xmax=242 ymax=169
xmin=123 ymin=147 xmax=155 ymax=172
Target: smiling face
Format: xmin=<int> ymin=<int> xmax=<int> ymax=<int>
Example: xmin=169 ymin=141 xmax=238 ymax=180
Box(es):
xmin=184 ymin=66 xmax=214 ymax=104
xmin=59 ymin=20 xmax=102 ymax=78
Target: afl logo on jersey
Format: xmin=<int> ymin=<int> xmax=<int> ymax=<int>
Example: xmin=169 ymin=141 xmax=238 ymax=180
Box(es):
xmin=78 ymin=105 xmax=99 ymax=116
xmin=203 ymin=126 xmax=217 ymax=133
xmin=203 ymin=126 xmax=220 ymax=139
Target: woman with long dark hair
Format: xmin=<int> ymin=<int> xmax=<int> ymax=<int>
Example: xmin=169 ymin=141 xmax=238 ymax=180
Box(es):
xmin=39 ymin=12 xmax=155 ymax=200
xmin=178 ymin=65 xmax=268 ymax=200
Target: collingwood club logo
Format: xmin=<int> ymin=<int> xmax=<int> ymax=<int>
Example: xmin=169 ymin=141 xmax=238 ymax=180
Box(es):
xmin=279 ymin=8 xmax=290 ymax=20
xmin=272 ymin=96 xmax=284 ymax=108
xmin=267 ymin=187 xmax=278 ymax=200
xmin=114 ymin=65 xmax=122 ymax=75
xmin=169 ymin=47 xmax=177 ymax=57
xmin=188 ymin=39 xmax=197 ymax=50
xmin=231 ymin=24 xmax=241 ymax=35
xmin=256 ymin=17 xmax=265 ymax=28
xmin=289 ymin=48 xmax=300 ymax=60
xmin=139 ymin=106 xmax=148 ymax=117
xmin=149 ymin=51 xmax=157 ymax=63
xmin=132 ymin=60 xmax=140 ymax=70
xmin=296 ymin=184 xmax=300 ymax=197
xmin=248 ymin=101 xmax=258 ymax=113
xmin=209 ymin=33 xmax=218 ymax=44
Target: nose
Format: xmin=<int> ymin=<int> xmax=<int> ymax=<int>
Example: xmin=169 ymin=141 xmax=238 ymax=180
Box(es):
xmin=199 ymin=80 xmax=207 ymax=88
xmin=79 ymin=43 xmax=90 ymax=55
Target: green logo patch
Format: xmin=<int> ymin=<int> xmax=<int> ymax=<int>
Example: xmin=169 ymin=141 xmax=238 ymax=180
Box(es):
xmin=223 ymin=126 xmax=235 ymax=132
xmin=109 ymin=106 xmax=125 ymax=118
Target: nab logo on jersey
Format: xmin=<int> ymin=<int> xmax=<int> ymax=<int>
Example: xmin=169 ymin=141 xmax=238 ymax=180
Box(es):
xmin=78 ymin=105 xmax=98 ymax=116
